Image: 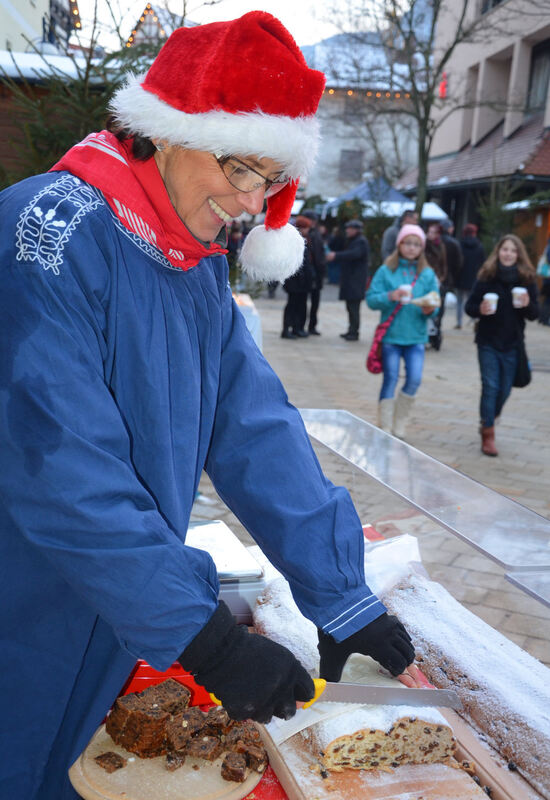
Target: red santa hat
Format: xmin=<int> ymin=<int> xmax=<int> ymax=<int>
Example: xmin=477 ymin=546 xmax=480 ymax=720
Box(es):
xmin=110 ymin=11 xmax=326 ymax=281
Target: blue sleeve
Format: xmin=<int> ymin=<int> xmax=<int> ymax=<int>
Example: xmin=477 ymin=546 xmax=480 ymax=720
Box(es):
xmin=205 ymin=286 xmax=386 ymax=641
xmin=366 ymin=265 xmax=394 ymax=310
xmin=0 ymin=213 xmax=218 ymax=671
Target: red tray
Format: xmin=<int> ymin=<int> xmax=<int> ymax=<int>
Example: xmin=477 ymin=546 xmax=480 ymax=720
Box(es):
xmin=117 ymin=523 xmax=385 ymax=800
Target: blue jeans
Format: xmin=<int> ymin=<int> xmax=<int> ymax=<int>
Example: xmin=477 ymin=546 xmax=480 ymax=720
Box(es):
xmin=455 ymin=288 xmax=468 ymax=327
xmin=380 ymin=343 xmax=425 ymax=400
xmin=478 ymin=344 xmax=517 ymax=426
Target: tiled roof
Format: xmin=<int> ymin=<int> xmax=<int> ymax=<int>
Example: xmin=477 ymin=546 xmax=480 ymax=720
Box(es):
xmin=397 ymin=114 xmax=549 ymax=191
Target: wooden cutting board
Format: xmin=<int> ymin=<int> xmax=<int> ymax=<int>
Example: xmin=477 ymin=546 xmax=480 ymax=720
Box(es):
xmin=69 ymin=725 xmax=263 ymax=800
xmin=258 ymin=709 xmax=536 ymax=800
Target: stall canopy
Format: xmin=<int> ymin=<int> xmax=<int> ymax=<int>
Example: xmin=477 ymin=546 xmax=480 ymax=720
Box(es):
xmin=322 ymin=177 xmax=447 ymax=221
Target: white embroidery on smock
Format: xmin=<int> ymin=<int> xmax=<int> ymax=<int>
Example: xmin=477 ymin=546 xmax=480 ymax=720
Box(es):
xmin=15 ymin=175 xmax=103 ymax=275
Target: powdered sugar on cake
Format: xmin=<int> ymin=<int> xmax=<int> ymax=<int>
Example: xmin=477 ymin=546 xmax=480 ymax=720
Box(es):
xmin=309 ymin=704 xmax=447 ymax=749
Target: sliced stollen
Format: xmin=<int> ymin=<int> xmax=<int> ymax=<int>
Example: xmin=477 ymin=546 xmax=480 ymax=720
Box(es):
xmin=302 ymin=704 xmax=455 ymax=772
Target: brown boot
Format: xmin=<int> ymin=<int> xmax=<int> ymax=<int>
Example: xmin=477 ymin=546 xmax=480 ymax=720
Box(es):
xmin=480 ymin=426 xmax=498 ymax=457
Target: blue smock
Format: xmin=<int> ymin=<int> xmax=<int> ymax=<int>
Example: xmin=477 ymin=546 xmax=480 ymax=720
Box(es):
xmin=0 ymin=172 xmax=386 ymax=799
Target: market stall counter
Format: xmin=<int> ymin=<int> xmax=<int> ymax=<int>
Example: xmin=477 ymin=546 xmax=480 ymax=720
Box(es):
xmin=69 ymin=523 xmax=549 ymax=800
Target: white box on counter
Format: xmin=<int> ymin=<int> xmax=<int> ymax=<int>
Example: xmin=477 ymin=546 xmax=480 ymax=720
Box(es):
xmin=186 ymin=520 xmax=267 ymax=624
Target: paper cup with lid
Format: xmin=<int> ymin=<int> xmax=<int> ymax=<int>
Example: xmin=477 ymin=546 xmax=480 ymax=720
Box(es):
xmin=512 ymin=286 xmax=528 ymax=308
xmin=483 ymin=292 xmax=498 ymax=314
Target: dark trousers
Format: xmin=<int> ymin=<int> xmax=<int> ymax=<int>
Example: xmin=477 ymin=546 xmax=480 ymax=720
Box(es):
xmin=346 ymin=299 xmax=361 ymax=335
xmin=477 ymin=344 xmax=517 ymax=426
xmin=283 ymin=292 xmax=307 ymax=333
xmin=430 ymin=287 xmax=446 ymax=348
xmin=298 ymin=288 xmax=321 ymax=331
xmin=308 ymin=288 xmax=321 ymax=331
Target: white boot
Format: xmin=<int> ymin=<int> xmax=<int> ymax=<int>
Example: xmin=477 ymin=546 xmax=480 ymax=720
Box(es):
xmin=393 ymin=391 xmax=415 ymax=439
xmin=377 ymin=398 xmax=394 ymax=432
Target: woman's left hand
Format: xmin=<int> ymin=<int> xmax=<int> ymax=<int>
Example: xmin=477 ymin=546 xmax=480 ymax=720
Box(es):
xmin=421 ymin=305 xmax=435 ymax=315
xmin=397 ymin=663 xmax=425 ymax=688
xmin=518 ymin=292 xmax=530 ymax=308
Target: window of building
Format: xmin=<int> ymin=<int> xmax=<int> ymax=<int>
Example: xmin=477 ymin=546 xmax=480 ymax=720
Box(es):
xmin=481 ymin=0 xmax=504 ymax=13
xmin=527 ymin=40 xmax=550 ymax=114
xmin=339 ymin=149 xmax=364 ymax=181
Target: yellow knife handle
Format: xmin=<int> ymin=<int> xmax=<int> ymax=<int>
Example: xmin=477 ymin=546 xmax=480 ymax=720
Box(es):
xmin=210 ymin=678 xmax=327 ymax=710
xmin=302 ymin=678 xmax=326 ymax=709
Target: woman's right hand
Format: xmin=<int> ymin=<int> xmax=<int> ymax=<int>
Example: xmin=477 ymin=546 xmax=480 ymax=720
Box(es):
xmin=390 ymin=288 xmax=408 ymax=302
xmin=479 ymin=299 xmax=493 ymax=315
xmin=178 ymin=601 xmax=314 ymax=723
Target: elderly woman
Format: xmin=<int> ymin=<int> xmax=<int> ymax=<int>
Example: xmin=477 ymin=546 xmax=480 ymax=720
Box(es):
xmin=0 ymin=13 xmax=416 ymax=799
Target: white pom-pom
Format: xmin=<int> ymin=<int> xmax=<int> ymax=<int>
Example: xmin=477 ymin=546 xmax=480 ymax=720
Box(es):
xmin=240 ymin=224 xmax=305 ymax=282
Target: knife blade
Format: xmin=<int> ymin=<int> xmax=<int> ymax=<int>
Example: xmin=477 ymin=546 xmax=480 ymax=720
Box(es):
xmin=303 ymin=679 xmax=461 ymax=710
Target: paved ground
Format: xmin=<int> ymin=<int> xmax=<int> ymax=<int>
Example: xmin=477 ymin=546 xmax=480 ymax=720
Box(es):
xmin=193 ymin=283 xmax=550 ymax=668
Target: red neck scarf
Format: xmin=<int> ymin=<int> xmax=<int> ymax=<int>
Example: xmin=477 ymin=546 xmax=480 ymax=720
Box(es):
xmin=50 ymin=131 xmax=227 ymax=270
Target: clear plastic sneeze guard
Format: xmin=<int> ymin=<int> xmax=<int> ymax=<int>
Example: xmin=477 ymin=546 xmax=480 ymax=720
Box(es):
xmin=506 ymin=571 xmax=550 ymax=608
xmin=300 ymin=408 xmax=550 ymax=572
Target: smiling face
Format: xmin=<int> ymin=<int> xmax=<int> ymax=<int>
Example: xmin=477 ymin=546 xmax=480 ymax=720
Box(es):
xmin=154 ymin=146 xmax=286 ymax=242
xmin=399 ymin=235 xmax=424 ymax=261
xmin=498 ymin=238 xmax=519 ymax=267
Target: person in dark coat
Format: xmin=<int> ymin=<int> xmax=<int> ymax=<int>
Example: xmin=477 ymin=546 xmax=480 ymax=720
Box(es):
xmin=425 ymin=221 xmax=448 ymax=350
xmin=281 ymin=220 xmax=315 ymax=338
xmin=457 ymin=224 xmax=485 ymax=328
xmin=327 ymin=219 xmax=370 ymax=340
xmin=440 ymin=219 xmax=463 ymax=318
xmin=295 ymin=210 xmax=327 ymax=335
xmin=465 ymin=233 xmax=538 ymax=457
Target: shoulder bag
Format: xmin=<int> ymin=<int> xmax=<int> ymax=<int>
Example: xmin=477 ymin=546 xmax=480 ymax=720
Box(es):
xmin=366 ymin=274 xmax=418 ymax=374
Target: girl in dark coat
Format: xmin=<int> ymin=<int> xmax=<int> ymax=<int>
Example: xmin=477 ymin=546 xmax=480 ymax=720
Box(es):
xmin=465 ymin=234 xmax=538 ymax=456
xmin=457 ymin=224 xmax=485 ymax=328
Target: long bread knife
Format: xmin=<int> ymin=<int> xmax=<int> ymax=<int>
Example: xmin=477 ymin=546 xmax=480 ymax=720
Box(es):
xmin=302 ymin=678 xmax=462 ymax=710
xmin=210 ymin=678 xmax=461 ymax=710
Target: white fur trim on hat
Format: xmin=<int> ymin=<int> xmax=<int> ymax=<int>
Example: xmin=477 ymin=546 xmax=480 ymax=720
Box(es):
xmin=240 ymin=224 xmax=305 ymax=282
xmin=110 ymin=74 xmax=320 ymax=178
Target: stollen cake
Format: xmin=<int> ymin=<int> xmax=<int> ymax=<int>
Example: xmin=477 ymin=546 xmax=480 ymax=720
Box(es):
xmin=304 ymin=704 xmax=455 ymax=771
xmin=253 ymin=570 xmax=550 ymax=798
xmin=383 ymin=573 xmax=550 ymax=800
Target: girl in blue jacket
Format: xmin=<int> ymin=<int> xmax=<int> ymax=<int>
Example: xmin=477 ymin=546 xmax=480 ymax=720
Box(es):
xmin=366 ymin=224 xmax=439 ymax=437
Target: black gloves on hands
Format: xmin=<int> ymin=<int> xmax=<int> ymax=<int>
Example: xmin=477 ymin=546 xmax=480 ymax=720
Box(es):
xmin=318 ymin=612 xmax=415 ymax=682
xmin=179 ymin=601 xmax=314 ymax=724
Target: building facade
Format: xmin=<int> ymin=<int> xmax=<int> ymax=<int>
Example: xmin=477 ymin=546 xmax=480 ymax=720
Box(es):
xmin=302 ymin=34 xmax=418 ymax=201
xmin=0 ymin=0 xmax=80 ymax=51
xmin=398 ymin=0 xmax=550 ymax=255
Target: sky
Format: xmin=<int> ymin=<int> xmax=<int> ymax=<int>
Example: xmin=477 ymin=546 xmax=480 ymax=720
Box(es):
xmin=77 ymin=0 xmax=339 ymax=49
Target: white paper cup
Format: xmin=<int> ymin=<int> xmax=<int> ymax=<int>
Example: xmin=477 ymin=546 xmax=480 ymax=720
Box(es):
xmin=399 ymin=284 xmax=412 ymax=304
xmin=512 ymin=286 xmax=528 ymax=308
xmin=483 ymin=292 xmax=498 ymax=314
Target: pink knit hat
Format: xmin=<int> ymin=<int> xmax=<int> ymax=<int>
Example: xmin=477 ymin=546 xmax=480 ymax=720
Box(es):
xmin=396 ymin=223 xmax=426 ymax=247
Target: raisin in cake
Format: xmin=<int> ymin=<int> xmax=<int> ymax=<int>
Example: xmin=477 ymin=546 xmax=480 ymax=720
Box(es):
xmin=304 ymin=705 xmax=455 ymax=772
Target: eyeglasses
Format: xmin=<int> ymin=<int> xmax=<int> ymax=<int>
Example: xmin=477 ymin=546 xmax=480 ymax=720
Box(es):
xmin=214 ymin=154 xmax=289 ymax=197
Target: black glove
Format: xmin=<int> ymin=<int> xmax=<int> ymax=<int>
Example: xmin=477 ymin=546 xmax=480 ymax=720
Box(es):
xmin=179 ymin=601 xmax=314 ymax=723
xmin=318 ymin=613 xmax=415 ymax=681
